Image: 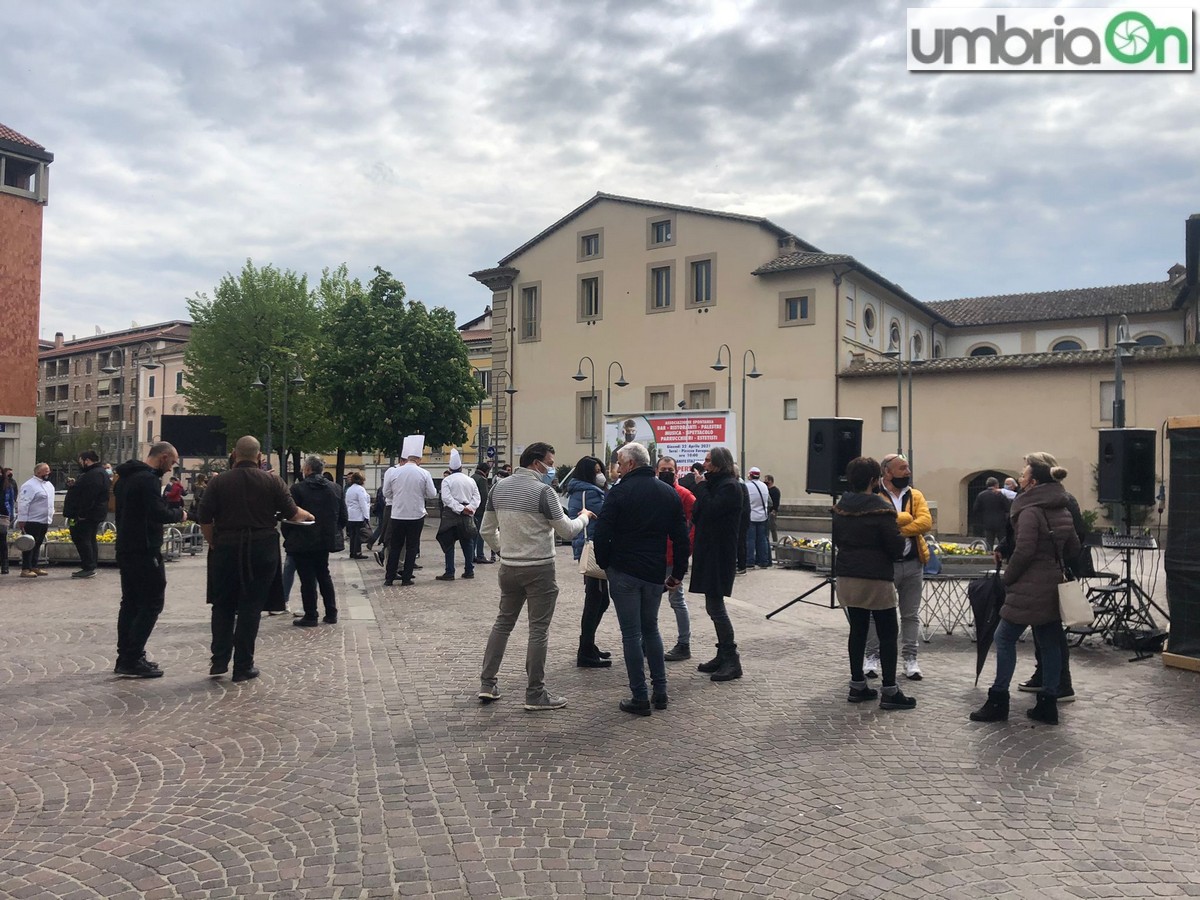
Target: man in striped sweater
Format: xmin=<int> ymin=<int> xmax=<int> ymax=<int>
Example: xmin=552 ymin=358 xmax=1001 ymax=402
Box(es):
xmin=477 ymin=442 xmax=594 ymax=711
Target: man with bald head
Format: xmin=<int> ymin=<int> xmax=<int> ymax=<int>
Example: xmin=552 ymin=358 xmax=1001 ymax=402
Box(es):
xmin=197 ymin=436 xmax=313 ymax=681
xmin=112 ymin=442 xmax=186 ymax=677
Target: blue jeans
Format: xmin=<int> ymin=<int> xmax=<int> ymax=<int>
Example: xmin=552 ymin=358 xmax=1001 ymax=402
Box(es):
xmin=665 ymin=566 xmax=690 ymax=643
xmin=993 ymin=618 xmax=1061 ymax=695
xmin=607 ymin=568 xmax=667 ymax=701
xmin=746 ymin=520 xmax=771 ymax=567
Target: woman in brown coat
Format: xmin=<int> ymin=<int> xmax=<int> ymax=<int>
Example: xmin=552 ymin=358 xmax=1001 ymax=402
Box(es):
xmin=971 ymin=455 xmax=1080 ymax=725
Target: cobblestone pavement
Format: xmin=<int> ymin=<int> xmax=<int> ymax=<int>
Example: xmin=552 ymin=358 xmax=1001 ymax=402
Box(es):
xmin=1 ymin=533 xmax=1198 ymax=899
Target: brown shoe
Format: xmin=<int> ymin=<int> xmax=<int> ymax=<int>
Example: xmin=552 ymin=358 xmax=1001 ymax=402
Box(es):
xmin=20 ymin=570 xmax=38 ymax=578
xmin=34 ymin=569 xmax=50 ymax=576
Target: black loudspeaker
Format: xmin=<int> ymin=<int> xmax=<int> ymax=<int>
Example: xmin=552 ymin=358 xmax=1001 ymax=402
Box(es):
xmin=1098 ymin=428 xmax=1156 ymax=504
xmin=806 ymin=418 xmax=863 ymax=495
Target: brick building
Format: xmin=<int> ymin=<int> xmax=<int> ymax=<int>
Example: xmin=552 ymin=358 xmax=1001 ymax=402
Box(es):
xmin=0 ymin=122 xmax=53 ymax=475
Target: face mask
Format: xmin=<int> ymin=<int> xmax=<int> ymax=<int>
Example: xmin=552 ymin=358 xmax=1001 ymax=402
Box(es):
xmin=658 ymin=470 xmax=676 ymax=485
xmin=891 ymin=476 xmax=911 ymax=491
xmin=594 ymin=474 xmax=606 ymax=487
xmin=104 ymin=468 xmax=112 ymax=476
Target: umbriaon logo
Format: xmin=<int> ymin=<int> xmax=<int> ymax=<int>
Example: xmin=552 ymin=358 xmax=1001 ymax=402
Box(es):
xmin=907 ymin=8 xmax=1194 ymax=71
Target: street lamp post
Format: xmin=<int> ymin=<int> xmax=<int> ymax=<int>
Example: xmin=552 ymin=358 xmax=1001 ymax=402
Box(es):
xmin=1112 ymin=314 xmax=1137 ymax=428
xmin=906 ymin=337 xmax=923 ymax=474
xmin=571 ymin=356 xmax=597 ymax=458
xmin=279 ymin=362 xmax=306 ymax=481
xmin=101 ymin=343 xmax=161 ymax=462
xmin=710 ymin=344 xmax=733 ymax=409
xmin=252 ymin=359 xmax=305 ymax=479
xmin=606 ymin=360 xmax=629 ymax=414
xmin=494 ymin=368 xmax=518 ymax=466
xmin=884 ymin=337 xmax=903 ymax=455
xmin=740 ymin=349 xmax=762 ymax=475
xmin=251 ymin=364 xmax=274 ymax=461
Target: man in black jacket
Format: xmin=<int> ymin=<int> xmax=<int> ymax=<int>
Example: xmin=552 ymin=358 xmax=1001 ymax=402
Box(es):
xmin=288 ymin=456 xmax=347 ymax=626
xmin=63 ymin=449 xmax=111 ymax=579
xmin=971 ymin=477 xmax=1011 ymax=551
xmin=593 ymin=442 xmax=690 ymax=717
xmin=112 ymin=442 xmax=185 ymax=678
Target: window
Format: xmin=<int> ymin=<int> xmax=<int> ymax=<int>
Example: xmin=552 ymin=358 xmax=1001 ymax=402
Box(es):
xmin=146 ymin=421 xmax=154 ymax=442
xmin=85 ymin=383 xmax=92 ymax=400
xmin=1100 ymin=380 xmax=1115 ymax=422
xmin=478 ymin=369 xmax=491 ymax=394
xmin=577 ymin=229 xmax=603 ymax=261
xmin=577 ymin=393 xmax=598 ymax=442
xmin=578 ymin=273 xmax=602 ymax=322
xmin=911 ymin=332 xmax=923 ymax=359
xmin=688 ymin=388 xmax=711 ymax=409
xmin=969 ymin=345 xmax=999 ymax=357
xmin=72 ymin=412 xmax=79 ymax=427
xmin=649 ymin=391 xmax=671 ymax=411
xmin=1135 ymin=334 xmax=1167 ymax=346
xmin=0 ymin=150 xmax=49 ymax=202
xmin=687 ymin=256 xmax=715 ymax=308
xmin=862 ymin=306 xmax=876 ymax=334
xmin=176 ymin=371 xmax=184 ymax=392
xmin=85 ymin=357 xmax=92 ymax=375
xmin=933 ymin=342 xmax=944 ymax=359
xmin=646 ymin=213 xmax=676 ymax=248
xmin=83 ymin=411 xmax=90 ymax=426
xmin=148 ymin=375 xmax=156 ymax=398
xmin=73 ymin=386 xmax=79 ymax=401
xmin=882 ymin=406 xmax=899 ymax=432
xmin=889 ymin=321 xmax=902 ymax=352
xmin=784 ymin=399 xmax=798 ymax=420
xmin=846 ymin=295 xmax=855 ymax=321
xmin=518 ymin=283 xmax=541 ymax=342
xmin=1051 ymin=339 xmax=1083 ymax=352
xmin=779 ymin=292 xmax=813 ymax=327
xmin=647 ymin=263 xmax=674 ymax=313
xmin=97 ymin=378 xmax=111 ymax=397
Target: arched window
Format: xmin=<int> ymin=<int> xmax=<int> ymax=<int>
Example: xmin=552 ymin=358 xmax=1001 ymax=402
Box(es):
xmin=1051 ymin=339 xmax=1083 ymax=352
xmin=862 ymin=306 xmax=876 ymax=334
xmin=85 ymin=384 xmax=91 ymax=400
xmin=84 ymin=411 xmax=90 ymax=426
xmin=889 ymin=321 xmax=902 ymax=351
xmin=933 ymin=342 xmax=944 ymax=359
xmin=969 ymin=345 xmax=999 ymax=357
xmin=72 ymin=412 xmax=79 ymax=427
xmin=911 ymin=332 xmax=924 ymax=359
xmin=1135 ymin=333 xmax=1167 ymax=346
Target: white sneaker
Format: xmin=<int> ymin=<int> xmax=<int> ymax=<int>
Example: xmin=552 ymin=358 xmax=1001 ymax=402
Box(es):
xmin=904 ymin=658 xmax=923 ymax=681
xmin=863 ymin=655 xmax=880 ymax=678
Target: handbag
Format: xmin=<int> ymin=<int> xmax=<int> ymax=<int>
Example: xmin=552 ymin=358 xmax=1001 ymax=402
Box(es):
xmin=357 ymin=524 xmax=372 ymax=542
xmin=578 ymin=494 xmax=606 ymax=580
xmin=1041 ymin=509 xmax=1094 ymax=629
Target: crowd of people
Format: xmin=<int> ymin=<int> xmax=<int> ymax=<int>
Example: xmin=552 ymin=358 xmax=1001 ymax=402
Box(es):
xmin=3 ymin=434 xmax=1086 ymax=726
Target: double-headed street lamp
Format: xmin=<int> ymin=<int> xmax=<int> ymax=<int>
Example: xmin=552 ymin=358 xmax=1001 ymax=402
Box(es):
xmin=101 ymin=342 xmax=161 ymax=462
xmin=251 ymin=359 xmax=305 ymax=479
xmin=884 ymin=337 xmax=904 ymax=457
xmin=1112 ymin=314 xmax=1138 ymax=428
xmin=710 ymin=345 xmax=761 ymax=474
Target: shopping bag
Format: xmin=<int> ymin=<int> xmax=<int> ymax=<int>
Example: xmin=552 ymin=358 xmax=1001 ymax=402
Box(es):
xmin=1058 ymin=576 xmax=1094 ymax=629
xmin=577 ymin=493 xmax=606 ymax=579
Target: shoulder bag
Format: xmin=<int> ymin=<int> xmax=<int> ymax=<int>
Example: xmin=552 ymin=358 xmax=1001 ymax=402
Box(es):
xmin=1040 ymin=509 xmax=1093 ymax=629
xmin=578 ymin=494 xmax=606 ymax=580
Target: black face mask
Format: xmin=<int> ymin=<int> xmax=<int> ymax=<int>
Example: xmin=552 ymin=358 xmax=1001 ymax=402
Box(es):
xmin=658 ymin=470 xmax=676 ymax=485
xmin=891 ymin=476 xmax=911 ymax=491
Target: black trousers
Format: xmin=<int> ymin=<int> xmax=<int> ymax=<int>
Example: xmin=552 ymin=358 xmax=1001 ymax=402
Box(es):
xmin=847 ymin=606 xmax=899 ymax=687
xmin=294 ymin=550 xmax=336 ymax=619
xmin=579 ymin=575 xmax=610 ymax=650
xmin=705 ymin=592 xmax=737 ymax=647
xmin=70 ymin=519 xmax=100 ymax=571
xmin=116 ymin=551 xmax=167 ymax=664
xmin=22 ymin=521 xmax=48 ymax=570
xmin=209 ymin=536 xmax=277 ymax=672
xmin=385 ymin=517 xmax=425 ymax=583
xmin=348 ymin=520 xmax=365 ymax=557
xmin=1032 ymin=625 xmax=1074 ymax=691
xmin=736 ymin=518 xmax=749 ymax=570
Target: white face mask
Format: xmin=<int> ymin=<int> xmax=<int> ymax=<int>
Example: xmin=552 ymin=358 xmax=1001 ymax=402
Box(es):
xmin=594 ymin=474 xmax=606 ymax=487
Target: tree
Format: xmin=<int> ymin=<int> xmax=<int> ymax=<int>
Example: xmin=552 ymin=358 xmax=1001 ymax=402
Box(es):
xmin=36 ymin=419 xmax=102 ymax=484
xmin=183 ymin=260 xmax=337 ymax=475
xmin=318 ymin=265 xmax=484 ymax=456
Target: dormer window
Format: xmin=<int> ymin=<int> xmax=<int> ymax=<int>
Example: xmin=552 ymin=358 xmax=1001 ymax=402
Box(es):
xmin=0 ymin=149 xmax=50 ymax=203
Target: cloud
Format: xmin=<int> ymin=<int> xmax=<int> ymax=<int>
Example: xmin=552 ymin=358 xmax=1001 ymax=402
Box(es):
xmin=1 ymin=0 xmax=1196 ymax=336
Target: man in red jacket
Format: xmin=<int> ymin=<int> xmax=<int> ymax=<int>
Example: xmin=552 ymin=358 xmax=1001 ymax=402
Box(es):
xmin=656 ymin=456 xmax=696 ymax=661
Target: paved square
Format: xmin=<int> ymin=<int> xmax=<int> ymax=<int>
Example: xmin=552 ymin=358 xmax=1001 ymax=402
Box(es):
xmin=1 ymin=538 xmax=1198 ymax=898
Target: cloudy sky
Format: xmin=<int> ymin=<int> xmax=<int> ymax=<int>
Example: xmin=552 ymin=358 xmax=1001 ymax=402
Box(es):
xmin=4 ymin=0 xmax=1198 ymax=338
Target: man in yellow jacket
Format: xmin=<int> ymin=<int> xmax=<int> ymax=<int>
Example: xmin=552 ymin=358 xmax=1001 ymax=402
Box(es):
xmin=864 ymin=453 xmax=932 ymax=681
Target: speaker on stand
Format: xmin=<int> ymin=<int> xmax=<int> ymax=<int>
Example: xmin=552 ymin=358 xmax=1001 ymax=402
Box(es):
xmin=769 ymin=418 xmax=864 ymax=619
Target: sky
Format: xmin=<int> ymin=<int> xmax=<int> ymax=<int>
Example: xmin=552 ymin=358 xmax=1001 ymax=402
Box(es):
xmin=4 ymin=0 xmax=1198 ymax=339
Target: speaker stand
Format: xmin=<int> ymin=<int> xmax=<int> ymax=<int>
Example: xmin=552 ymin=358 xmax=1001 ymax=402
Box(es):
xmin=767 ymin=499 xmax=840 ymax=618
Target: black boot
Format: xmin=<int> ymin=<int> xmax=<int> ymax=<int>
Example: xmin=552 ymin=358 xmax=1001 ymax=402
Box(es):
xmin=1027 ymin=691 xmax=1059 ymax=724
xmin=710 ymin=645 xmax=743 ymax=682
xmin=664 ymin=641 xmax=690 ymax=662
xmin=969 ymin=688 xmax=1010 ymax=722
xmin=577 ymin=638 xmax=611 ymax=668
xmin=697 ymin=645 xmax=723 ymax=674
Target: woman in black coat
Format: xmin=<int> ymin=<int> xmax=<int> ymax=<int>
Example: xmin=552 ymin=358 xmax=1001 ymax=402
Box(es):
xmin=832 ymin=457 xmax=914 ymax=710
xmin=688 ymin=446 xmax=744 ymax=682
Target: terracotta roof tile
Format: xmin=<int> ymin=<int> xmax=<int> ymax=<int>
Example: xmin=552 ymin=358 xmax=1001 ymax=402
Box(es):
xmin=0 ymin=122 xmax=45 ymax=150
xmin=840 ymin=343 xmax=1200 ymax=377
xmin=751 ymin=251 xmax=854 ymax=274
xmin=927 ymin=280 xmax=1180 ymax=326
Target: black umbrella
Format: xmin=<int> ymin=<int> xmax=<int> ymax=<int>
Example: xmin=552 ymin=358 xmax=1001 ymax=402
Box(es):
xmin=967 ymin=568 xmax=1005 ymax=686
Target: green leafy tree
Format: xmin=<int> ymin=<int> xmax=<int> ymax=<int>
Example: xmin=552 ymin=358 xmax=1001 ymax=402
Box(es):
xmin=318 ymin=265 xmax=484 ymax=455
xmin=182 ymin=260 xmax=336 ymax=475
xmin=36 ymin=419 xmax=103 ymax=484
